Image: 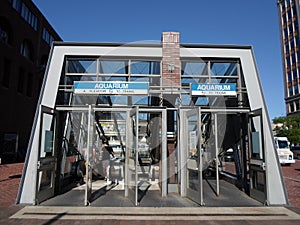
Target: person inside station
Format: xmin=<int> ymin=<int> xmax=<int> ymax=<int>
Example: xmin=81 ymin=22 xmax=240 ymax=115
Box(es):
xmin=101 ymin=138 xmax=115 ymax=183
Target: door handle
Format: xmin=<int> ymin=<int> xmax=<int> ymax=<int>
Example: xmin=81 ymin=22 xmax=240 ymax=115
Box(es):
xmin=261 ymin=162 xmax=266 ymax=170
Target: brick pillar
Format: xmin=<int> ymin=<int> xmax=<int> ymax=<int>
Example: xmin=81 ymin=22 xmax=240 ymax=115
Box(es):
xmin=162 ymin=32 xmax=181 ymax=87
xmin=161 ymin=32 xmax=180 ymax=184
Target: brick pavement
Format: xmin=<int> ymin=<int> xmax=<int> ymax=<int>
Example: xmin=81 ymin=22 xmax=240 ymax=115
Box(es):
xmin=281 ymin=160 xmax=300 ymax=208
xmin=0 ymin=163 xmax=23 ymax=206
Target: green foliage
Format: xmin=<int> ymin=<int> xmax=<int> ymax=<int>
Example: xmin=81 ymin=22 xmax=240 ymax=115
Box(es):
xmin=273 ymin=116 xmax=300 ymax=145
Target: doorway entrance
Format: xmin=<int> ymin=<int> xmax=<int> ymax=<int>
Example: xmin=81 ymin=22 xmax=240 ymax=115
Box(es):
xmin=179 ymin=107 xmax=267 ymax=206
xmin=36 ymin=105 xmax=167 ymax=206
xmin=36 ymin=105 xmax=266 ymax=206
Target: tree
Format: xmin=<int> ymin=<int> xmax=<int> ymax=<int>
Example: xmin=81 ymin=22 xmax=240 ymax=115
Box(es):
xmin=273 ymin=116 xmax=300 ymax=145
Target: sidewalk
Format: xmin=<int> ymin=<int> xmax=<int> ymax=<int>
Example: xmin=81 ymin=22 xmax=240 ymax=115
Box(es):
xmin=1 ymin=162 xmax=300 ymax=225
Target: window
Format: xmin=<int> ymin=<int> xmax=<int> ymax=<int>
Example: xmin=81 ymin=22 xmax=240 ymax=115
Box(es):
xmin=283 ymin=14 xmax=287 ymax=26
xmin=290 ymin=102 xmax=295 ymax=113
xmin=296 ymin=36 xmax=300 ymax=46
xmin=296 ymin=101 xmax=300 ymax=111
xmin=210 ymin=62 xmax=238 ymax=76
xmin=0 ymin=28 xmax=8 ymax=43
xmin=67 ymin=59 xmax=97 ymax=73
xmin=181 ymin=62 xmax=207 ymax=75
xmin=17 ymin=68 xmax=25 ymax=93
xmin=292 ymin=53 xmax=296 ymax=66
xmin=42 ymin=28 xmax=55 ymax=45
xmin=100 ymin=60 xmax=128 ymax=74
xmin=290 ymin=38 xmax=295 ymax=50
xmin=285 ymin=42 xmax=290 ymax=53
xmin=20 ymin=3 xmax=38 ymax=30
xmin=294 ymin=84 xmax=299 ymax=95
xmin=289 ymin=86 xmax=293 ymax=97
xmin=284 ymin=28 xmax=288 ymax=39
xmin=0 ymin=17 xmax=12 ymax=44
xmin=131 ymin=61 xmax=160 ymax=74
xmin=292 ymin=5 xmax=297 ymax=16
xmin=20 ymin=39 xmax=34 ymax=61
xmin=289 ymin=24 xmax=293 ymax=36
xmin=2 ymin=58 xmax=11 ymax=88
xmin=286 ymin=56 xmax=291 ymax=67
xmin=288 ymin=71 xmax=292 ymax=82
xmin=21 ymin=3 xmax=37 ymax=30
xmin=8 ymin=0 xmax=38 ymax=30
xmin=10 ymin=0 xmax=22 ymax=13
xmin=293 ymin=69 xmax=298 ymax=80
xmin=288 ymin=10 xmax=292 ymax=21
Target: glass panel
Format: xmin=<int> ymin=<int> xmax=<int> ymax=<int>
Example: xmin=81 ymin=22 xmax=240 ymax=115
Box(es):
xmin=181 ymin=62 xmax=207 ymax=75
xmin=253 ymin=170 xmax=265 ymax=192
xmin=210 ymin=62 xmax=237 ymax=76
xmin=185 ymin=109 xmax=203 ymax=205
xmin=67 ymin=59 xmax=97 ymax=73
xmin=187 ymin=112 xmax=198 ymax=191
xmin=132 ymin=96 xmax=149 ymax=105
xmin=38 ymin=170 xmax=53 ymax=191
xmin=180 ymin=94 xmax=191 ymax=106
xmin=68 ymin=111 xmax=89 ymax=161
xmin=128 ymin=108 xmax=138 ymax=205
xmin=250 ymin=116 xmax=263 ymax=160
xmin=195 ymin=97 xmax=209 ymax=106
xmin=40 ymin=113 xmax=54 ymax=158
xmin=131 ymin=61 xmax=160 ymax=74
xmin=100 ymin=60 xmax=128 ymax=74
xmin=92 ymin=111 xmax=127 ymax=183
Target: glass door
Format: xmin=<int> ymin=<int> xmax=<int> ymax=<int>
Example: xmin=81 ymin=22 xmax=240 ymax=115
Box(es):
xmin=127 ymin=106 xmax=139 ymax=206
xmin=184 ymin=108 xmax=204 ymax=205
xmin=248 ymin=108 xmax=267 ymax=204
xmin=36 ymin=105 xmax=57 ymax=204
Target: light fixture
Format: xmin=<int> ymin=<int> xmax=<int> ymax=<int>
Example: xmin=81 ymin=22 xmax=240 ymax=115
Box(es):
xmin=168 ymin=64 xmax=175 ymax=72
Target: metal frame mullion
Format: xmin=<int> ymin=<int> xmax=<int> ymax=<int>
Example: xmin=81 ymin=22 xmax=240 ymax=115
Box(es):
xmin=198 ymin=108 xmax=204 ymax=205
xmin=134 ymin=107 xmax=139 ymax=206
xmin=84 ymin=105 xmax=92 ymax=206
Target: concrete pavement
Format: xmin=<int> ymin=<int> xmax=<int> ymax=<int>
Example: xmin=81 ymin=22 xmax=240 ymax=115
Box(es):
xmin=1 ymin=162 xmax=300 ymax=224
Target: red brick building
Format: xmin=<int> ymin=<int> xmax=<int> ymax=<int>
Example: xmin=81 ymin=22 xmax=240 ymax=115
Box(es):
xmin=0 ymin=0 xmax=62 ymax=163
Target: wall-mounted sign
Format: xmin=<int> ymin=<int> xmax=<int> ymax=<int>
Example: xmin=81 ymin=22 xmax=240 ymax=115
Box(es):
xmin=191 ymin=83 xmax=237 ymax=96
xmin=74 ymin=81 xmax=149 ymax=95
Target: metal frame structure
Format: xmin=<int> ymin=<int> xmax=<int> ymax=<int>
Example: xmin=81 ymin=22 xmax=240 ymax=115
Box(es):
xmin=17 ymin=41 xmax=288 ymax=206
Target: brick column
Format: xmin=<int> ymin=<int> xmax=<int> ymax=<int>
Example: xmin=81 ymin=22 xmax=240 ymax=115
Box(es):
xmin=161 ymin=32 xmax=180 ymax=184
xmin=162 ymin=32 xmax=181 ymax=87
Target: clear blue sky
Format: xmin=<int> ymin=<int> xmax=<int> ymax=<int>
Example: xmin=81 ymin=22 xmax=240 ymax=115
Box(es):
xmin=32 ymin=0 xmax=284 ymax=119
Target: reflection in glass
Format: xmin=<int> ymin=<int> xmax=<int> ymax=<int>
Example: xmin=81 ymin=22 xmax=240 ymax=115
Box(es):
xmin=131 ymin=61 xmax=160 ymax=74
xmin=181 ymin=62 xmax=207 ymax=75
xmin=210 ymin=62 xmax=237 ymax=76
xmin=67 ymin=59 xmax=97 ymax=73
xmin=100 ymin=60 xmax=128 ymax=74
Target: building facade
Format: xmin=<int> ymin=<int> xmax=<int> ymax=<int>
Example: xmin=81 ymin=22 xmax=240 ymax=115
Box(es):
xmin=278 ymin=0 xmax=300 ymax=115
xmin=0 ymin=0 xmax=62 ymax=163
xmin=17 ymin=32 xmax=288 ymax=207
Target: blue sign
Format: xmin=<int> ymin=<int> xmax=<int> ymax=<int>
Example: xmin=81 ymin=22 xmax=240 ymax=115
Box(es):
xmin=74 ymin=81 xmax=149 ymax=95
xmin=191 ymin=83 xmax=237 ymax=96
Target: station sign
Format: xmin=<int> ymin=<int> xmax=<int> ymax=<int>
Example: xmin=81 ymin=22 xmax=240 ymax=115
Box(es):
xmin=191 ymin=83 xmax=237 ymax=96
xmin=74 ymin=81 xmax=149 ymax=95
